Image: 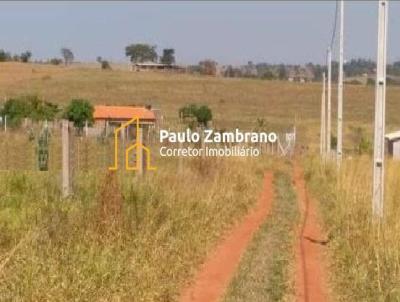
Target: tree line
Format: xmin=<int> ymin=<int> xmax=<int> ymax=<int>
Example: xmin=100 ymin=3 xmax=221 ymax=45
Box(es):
xmin=2 ymin=43 xmax=400 ymax=80
xmin=0 ymin=96 xmax=94 ymax=131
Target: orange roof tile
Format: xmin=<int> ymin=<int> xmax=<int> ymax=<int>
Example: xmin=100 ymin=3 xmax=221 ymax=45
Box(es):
xmin=93 ymin=105 xmax=156 ymax=121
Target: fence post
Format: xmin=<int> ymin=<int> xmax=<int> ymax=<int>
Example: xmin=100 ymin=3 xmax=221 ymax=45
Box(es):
xmin=62 ymin=120 xmax=70 ymax=197
xmin=84 ymin=120 xmax=88 ymax=137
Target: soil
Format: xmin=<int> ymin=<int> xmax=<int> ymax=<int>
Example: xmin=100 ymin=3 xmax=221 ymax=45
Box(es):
xmin=293 ymin=163 xmax=330 ymax=302
xmin=179 ymin=172 xmax=274 ymax=302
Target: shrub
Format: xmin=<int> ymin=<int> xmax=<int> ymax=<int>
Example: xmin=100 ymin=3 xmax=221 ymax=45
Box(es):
xmin=28 ymin=96 xmax=59 ymax=122
xmin=195 ymin=105 xmax=212 ymax=127
xmin=49 ymin=58 xmax=63 ymax=65
xmin=64 ymin=99 xmax=94 ymax=130
xmin=101 ymin=61 xmax=111 ymax=70
xmin=178 ymin=104 xmax=213 ymax=128
xmin=0 ymin=98 xmax=30 ymax=127
xmin=0 ymin=95 xmax=59 ymax=127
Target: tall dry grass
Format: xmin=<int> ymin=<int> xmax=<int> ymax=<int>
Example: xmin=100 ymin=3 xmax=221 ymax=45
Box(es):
xmin=0 ymin=155 xmax=270 ymax=301
xmin=305 ymin=156 xmax=400 ymax=301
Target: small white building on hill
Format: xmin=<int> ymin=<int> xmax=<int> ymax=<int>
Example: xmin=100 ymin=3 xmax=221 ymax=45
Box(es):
xmin=385 ymin=131 xmax=400 ymax=160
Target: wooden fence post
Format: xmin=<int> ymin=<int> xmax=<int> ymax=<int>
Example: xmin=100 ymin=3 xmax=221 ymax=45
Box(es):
xmin=84 ymin=120 xmax=88 ymax=137
xmin=62 ymin=120 xmax=70 ymax=197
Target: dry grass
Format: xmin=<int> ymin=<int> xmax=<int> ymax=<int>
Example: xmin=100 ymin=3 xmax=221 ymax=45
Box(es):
xmin=0 ymin=155 xmax=271 ymax=301
xmin=2 ymin=62 xmax=400 ymax=300
xmin=2 ymin=62 xmax=400 ymax=150
xmin=305 ymin=157 xmax=400 ymax=301
xmin=223 ymin=164 xmax=299 ymax=302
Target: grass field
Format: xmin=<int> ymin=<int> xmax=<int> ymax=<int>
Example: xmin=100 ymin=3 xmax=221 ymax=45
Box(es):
xmin=1 ymin=62 xmax=400 ymax=301
xmin=2 ymin=62 xmax=400 ymax=150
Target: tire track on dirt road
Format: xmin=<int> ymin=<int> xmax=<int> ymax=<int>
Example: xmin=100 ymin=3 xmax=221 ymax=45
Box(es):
xmin=294 ymin=163 xmax=330 ymax=302
xmin=179 ymin=172 xmax=274 ymax=302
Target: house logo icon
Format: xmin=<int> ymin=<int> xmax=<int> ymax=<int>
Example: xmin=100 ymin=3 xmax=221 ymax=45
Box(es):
xmin=109 ymin=117 xmax=156 ymax=171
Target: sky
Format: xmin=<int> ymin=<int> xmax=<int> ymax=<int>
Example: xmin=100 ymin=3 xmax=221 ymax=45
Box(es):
xmin=0 ymin=1 xmax=399 ymax=65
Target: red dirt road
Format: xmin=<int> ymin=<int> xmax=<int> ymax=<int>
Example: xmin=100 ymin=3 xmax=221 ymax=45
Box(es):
xmin=294 ymin=163 xmax=330 ymax=302
xmin=179 ymin=172 xmax=274 ymax=302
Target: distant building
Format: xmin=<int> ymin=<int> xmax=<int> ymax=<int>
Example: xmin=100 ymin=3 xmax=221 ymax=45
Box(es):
xmin=93 ymin=105 xmax=157 ymax=137
xmin=385 ymin=131 xmax=400 ymax=160
xmin=131 ymin=61 xmax=185 ymax=72
xmin=287 ymin=66 xmax=314 ymax=83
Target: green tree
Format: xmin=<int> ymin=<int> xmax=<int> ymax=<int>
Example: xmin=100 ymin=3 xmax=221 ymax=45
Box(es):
xmin=195 ymin=105 xmax=212 ymax=127
xmin=20 ymin=51 xmax=32 ymax=63
xmin=278 ymin=64 xmax=287 ymax=80
xmin=1 ymin=95 xmax=59 ymax=126
xmin=0 ymin=98 xmax=31 ymax=126
xmin=179 ymin=104 xmax=213 ymax=128
xmin=0 ymin=49 xmax=11 ymax=62
xmin=49 ymin=58 xmax=63 ymax=65
xmin=96 ymin=56 xmax=111 ymax=70
xmin=61 ymin=48 xmax=74 ymax=65
xmin=261 ymin=70 xmax=276 ymax=80
xmin=125 ymin=44 xmax=158 ymax=63
xmin=160 ymin=48 xmax=175 ymax=65
xmin=64 ymin=99 xmax=94 ymax=130
xmin=28 ymin=96 xmax=59 ymax=121
xmin=199 ymin=59 xmax=217 ymax=76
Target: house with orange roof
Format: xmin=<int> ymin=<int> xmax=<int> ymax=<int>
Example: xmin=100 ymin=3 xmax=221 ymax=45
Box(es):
xmin=92 ymin=105 xmax=159 ymax=137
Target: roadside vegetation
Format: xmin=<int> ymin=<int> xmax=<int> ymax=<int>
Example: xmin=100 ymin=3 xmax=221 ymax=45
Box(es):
xmin=305 ymin=156 xmax=400 ymax=301
xmin=223 ymin=164 xmax=299 ymax=302
xmin=0 ymin=156 xmax=268 ymax=301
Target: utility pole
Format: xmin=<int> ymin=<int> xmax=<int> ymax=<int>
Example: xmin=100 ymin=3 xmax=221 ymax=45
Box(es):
xmin=373 ymin=0 xmax=388 ymax=219
xmin=320 ymin=72 xmax=326 ymax=158
xmin=337 ymin=0 xmax=344 ymax=166
xmin=326 ymin=48 xmax=332 ymax=159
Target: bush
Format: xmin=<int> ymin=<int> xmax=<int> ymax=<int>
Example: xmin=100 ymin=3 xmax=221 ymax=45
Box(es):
xmin=0 ymin=98 xmax=30 ymax=127
xmin=64 ymin=99 xmax=94 ymax=130
xmin=101 ymin=60 xmax=111 ymax=70
xmin=0 ymin=49 xmax=11 ymax=62
xmin=49 ymin=58 xmax=63 ymax=65
xmin=196 ymin=105 xmax=212 ymax=127
xmin=178 ymin=104 xmax=213 ymax=128
xmin=0 ymin=96 xmax=59 ymax=127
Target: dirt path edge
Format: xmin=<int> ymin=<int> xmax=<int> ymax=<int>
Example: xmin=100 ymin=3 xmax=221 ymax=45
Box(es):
xmin=294 ymin=162 xmax=330 ymax=302
xmin=179 ymin=172 xmax=274 ymax=302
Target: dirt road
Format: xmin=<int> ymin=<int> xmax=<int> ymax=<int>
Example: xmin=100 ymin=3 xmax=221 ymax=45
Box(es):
xmin=179 ymin=172 xmax=274 ymax=302
xmin=294 ymin=163 xmax=330 ymax=302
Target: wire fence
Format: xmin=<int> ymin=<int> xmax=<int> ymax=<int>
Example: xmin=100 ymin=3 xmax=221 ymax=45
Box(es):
xmin=0 ymin=120 xmax=296 ymax=197
xmin=0 ymin=126 xmax=114 ymax=173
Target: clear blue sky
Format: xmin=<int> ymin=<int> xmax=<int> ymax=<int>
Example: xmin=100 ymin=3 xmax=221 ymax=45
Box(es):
xmin=1 ymin=1 xmax=399 ymax=65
